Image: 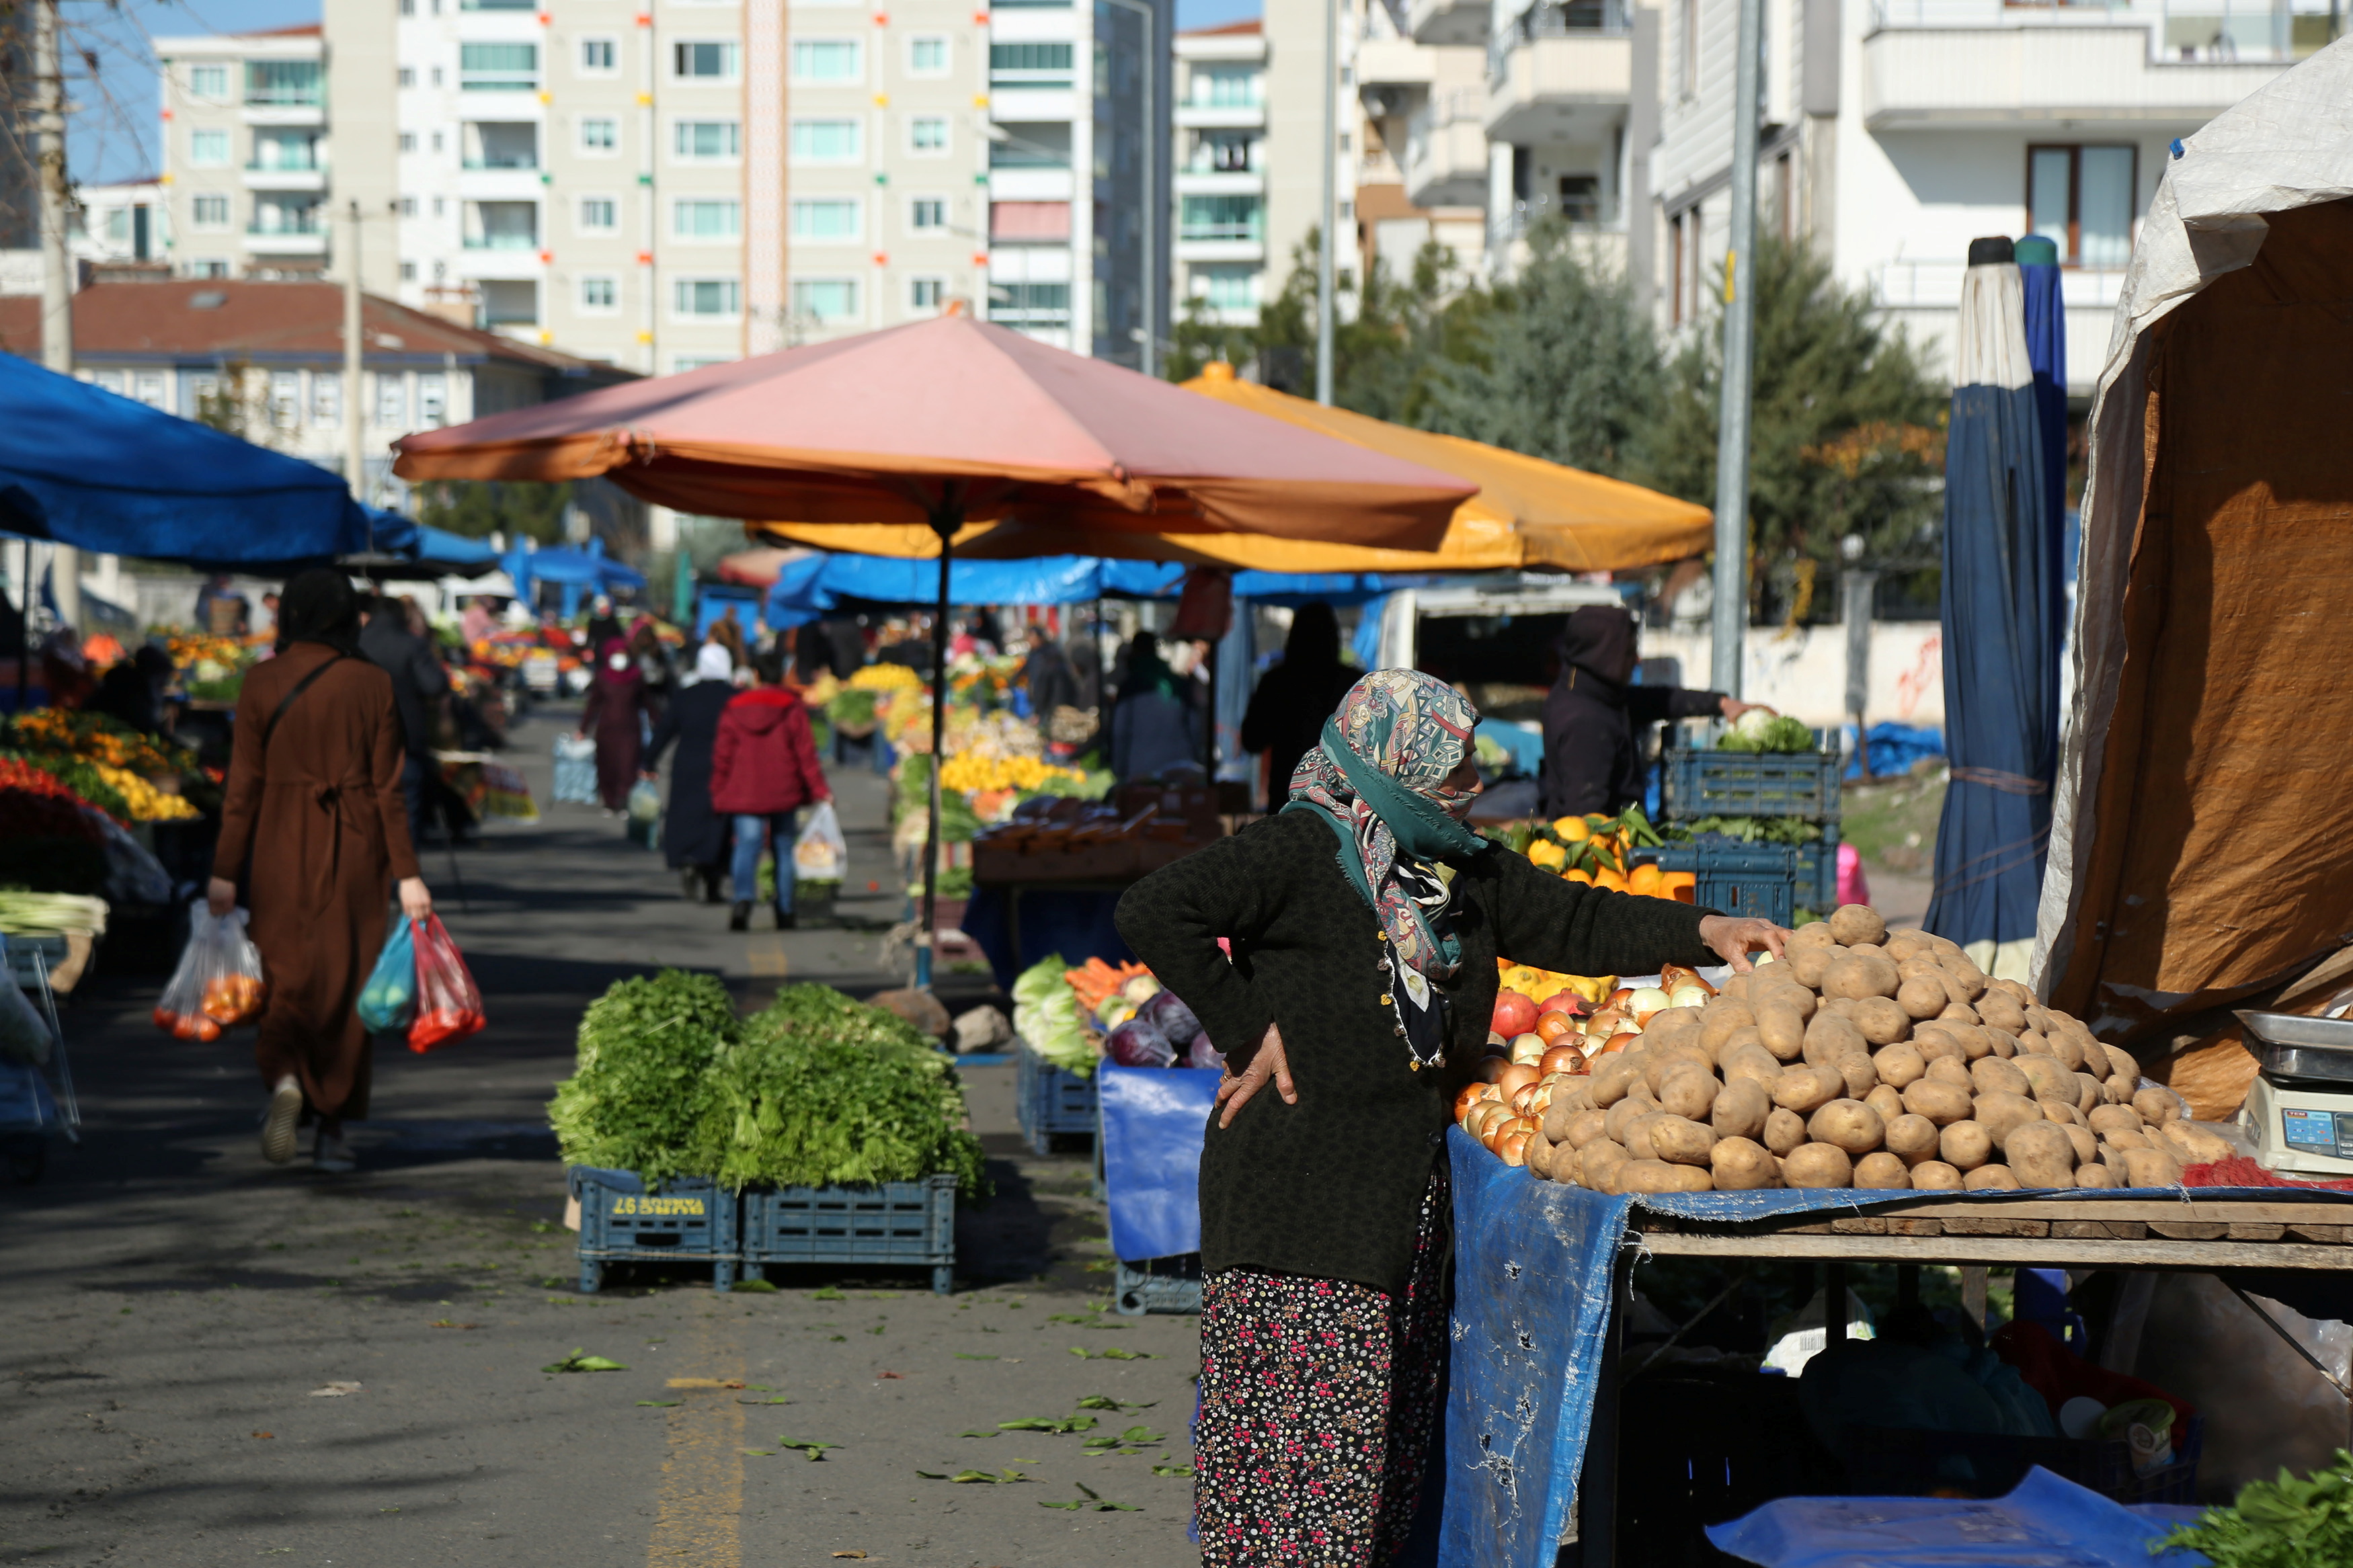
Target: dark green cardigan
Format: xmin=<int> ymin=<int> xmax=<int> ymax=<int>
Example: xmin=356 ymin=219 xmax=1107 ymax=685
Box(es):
xmin=1114 ymin=809 xmax=1719 ymax=1298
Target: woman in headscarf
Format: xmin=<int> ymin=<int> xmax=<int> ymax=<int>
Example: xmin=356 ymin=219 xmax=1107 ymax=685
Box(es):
xmin=209 ymin=569 xmax=432 ymax=1175
xmin=643 ymin=641 xmax=737 ymax=902
xmin=1540 ymin=604 xmax=1769 ymax=819
xmin=578 ymin=636 xmax=649 ymax=815
xmin=1117 ymin=669 xmax=1784 ymax=1567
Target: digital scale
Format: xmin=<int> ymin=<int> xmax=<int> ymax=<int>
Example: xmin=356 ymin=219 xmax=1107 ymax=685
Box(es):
xmin=2237 ymin=1009 xmax=2353 ymax=1177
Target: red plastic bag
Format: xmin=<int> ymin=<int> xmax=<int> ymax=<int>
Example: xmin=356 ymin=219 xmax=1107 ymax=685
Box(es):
xmin=407 ymin=915 xmax=485 ymax=1053
xmin=153 ymin=901 xmax=267 ymax=1042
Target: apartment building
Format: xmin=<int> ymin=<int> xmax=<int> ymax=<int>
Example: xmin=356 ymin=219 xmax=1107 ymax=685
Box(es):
xmin=1354 ymin=0 xmax=1488 ymax=286
xmin=1172 ymin=20 xmax=1269 ymax=323
xmin=154 ymin=26 xmax=331 ymax=283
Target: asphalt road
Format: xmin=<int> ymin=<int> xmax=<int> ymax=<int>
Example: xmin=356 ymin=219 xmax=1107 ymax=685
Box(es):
xmin=1 ymin=706 xmax=1200 ymax=1568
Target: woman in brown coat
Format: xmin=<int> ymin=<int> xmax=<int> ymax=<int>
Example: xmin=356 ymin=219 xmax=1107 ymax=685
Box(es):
xmin=210 ymin=570 xmax=433 ymax=1173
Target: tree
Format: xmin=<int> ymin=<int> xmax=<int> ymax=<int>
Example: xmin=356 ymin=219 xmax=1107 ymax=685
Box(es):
xmin=1640 ymin=234 xmax=1945 ymax=615
xmin=415 ymin=480 xmax=573 ymax=544
xmin=1418 ymin=221 xmax=1663 ymax=479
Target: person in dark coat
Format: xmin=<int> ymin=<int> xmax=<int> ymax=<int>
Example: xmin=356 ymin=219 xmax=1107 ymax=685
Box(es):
xmin=1020 ymin=624 xmax=1080 ymax=719
xmin=709 ymin=647 xmax=832 ymax=931
xmin=645 ymin=642 xmax=736 ymax=902
xmin=91 ymin=644 xmax=174 ymax=735
xmin=584 ymin=595 xmax=623 ymax=658
xmin=1116 ymin=669 xmax=1784 ymax=1565
xmin=210 ymin=569 xmax=432 ymax=1175
xmin=578 ymin=636 xmax=649 ymax=813
xmin=1239 ymin=602 xmax=1360 ymax=798
xmin=360 ymin=593 xmax=452 ymax=848
xmin=1539 ymin=604 xmax=1767 ymax=819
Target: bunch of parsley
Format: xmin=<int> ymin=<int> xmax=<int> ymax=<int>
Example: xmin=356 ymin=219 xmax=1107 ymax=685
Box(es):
xmin=2160 ymin=1450 xmax=2353 ymax=1568
xmin=549 ymin=971 xmax=737 ymax=1184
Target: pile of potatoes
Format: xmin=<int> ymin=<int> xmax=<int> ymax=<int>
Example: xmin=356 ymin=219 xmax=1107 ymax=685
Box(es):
xmin=1497 ymin=904 xmax=2235 ymax=1196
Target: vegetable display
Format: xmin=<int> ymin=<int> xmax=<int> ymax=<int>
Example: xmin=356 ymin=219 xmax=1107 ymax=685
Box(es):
xmin=1497 ymin=809 xmax=1696 ymax=901
xmin=1461 ymin=903 xmax=2235 ymax=1190
xmin=550 ymin=971 xmax=736 ymax=1184
xmin=2159 ymin=1450 xmax=2353 ymax=1568
xmin=1715 ymin=709 xmax=1822 ymax=754
xmin=1013 ymin=954 xmax=1095 ymax=1077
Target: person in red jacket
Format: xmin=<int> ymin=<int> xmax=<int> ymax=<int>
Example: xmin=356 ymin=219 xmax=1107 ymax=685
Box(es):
xmin=709 ymin=647 xmax=833 ymax=930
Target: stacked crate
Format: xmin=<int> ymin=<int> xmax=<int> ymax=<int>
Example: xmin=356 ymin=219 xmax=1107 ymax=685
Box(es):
xmin=1652 ymin=731 xmax=1845 ymax=924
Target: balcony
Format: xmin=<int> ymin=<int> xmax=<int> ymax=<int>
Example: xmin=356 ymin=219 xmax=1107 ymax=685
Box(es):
xmin=1174 ymin=169 xmax=1265 ymax=198
xmin=1407 ymin=0 xmax=1490 ymax=48
xmin=1491 ymin=190 xmax=1621 ymax=241
xmin=1484 ymin=5 xmax=1633 ymax=144
xmin=245 ymin=209 xmax=327 ymax=254
xmin=1355 ymin=37 xmax=1437 ymax=93
xmin=242 ymin=165 xmax=325 ymax=192
xmin=1173 ymin=99 xmax=1267 ymax=130
xmin=990 ymin=167 xmax=1075 ymax=200
xmin=1404 ymin=87 xmax=1488 ymax=208
xmin=1176 ymin=196 xmax=1265 ymax=263
xmin=1861 ymin=0 xmax=2303 ymax=126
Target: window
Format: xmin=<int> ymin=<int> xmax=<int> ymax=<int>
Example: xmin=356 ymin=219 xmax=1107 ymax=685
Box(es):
xmin=580 ymin=116 xmax=619 ymax=153
xmin=1188 ymin=130 xmax=1254 ymax=173
xmin=462 ymin=0 xmax=535 ymax=9
xmin=192 ymin=194 xmax=231 ymax=229
xmin=672 ymin=356 xmax=732 ymax=373
xmin=246 ymin=60 xmax=325 ymax=106
xmin=1178 ymin=194 xmax=1261 ymax=242
xmin=990 ymin=42 xmax=1073 ymax=86
xmin=580 ymin=37 xmax=618 ymax=73
xmin=104 ymin=208 xmax=130 ymax=241
xmin=313 ymin=376 xmax=340 ymax=425
xmin=2029 ymin=144 xmax=2137 ymax=268
xmin=133 ymin=372 xmax=167 ymax=409
xmin=908 ymin=197 xmax=945 ymax=231
xmin=399 ymin=260 xmax=417 ymax=280
xmin=791 ymin=278 xmax=858 ymax=321
xmin=790 ymin=118 xmax=861 ymax=162
xmin=399 ymin=131 xmax=417 ymax=153
xmin=674 ymin=40 xmax=740 ymax=79
xmin=990 ymin=123 xmax=1070 ymax=168
xmin=673 ymin=120 xmax=741 ymax=159
xmin=910 ymin=276 xmax=945 ymax=311
xmin=790 ymin=198 xmax=859 ymax=241
xmin=907 ymin=35 xmax=949 ymax=75
xmin=189 ymin=129 xmax=230 ymax=167
xmin=461 ymin=43 xmax=539 ymax=91
xmin=252 ymin=195 xmax=322 ymax=234
xmin=376 ymin=376 xmax=407 ymax=427
xmin=399 ymin=196 xmax=418 ymax=216
xmin=674 ymin=198 xmax=742 ymax=240
xmin=190 ymin=257 xmax=230 ymax=278
xmin=674 ymin=277 xmax=742 ymax=317
xmin=270 ymin=372 xmax=301 ymax=425
xmin=909 ymin=116 xmax=948 ymax=153
xmin=1195 ymin=265 xmax=1257 ymax=312
xmin=399 ymin=66 xmax=416 ymax=87
xmin=481 ymin=280 xmax=539 ymax=325
xmin=432 ymin=132 xmax=444 ymax=153
xmin=418 ymin=374 xmax=448 ymax=425
xmin=580 ymin=275 xmax=619 ymax=311
xmin=987 ymin=280 xmax=1068 ymax=325
xmin=1187 ymin=63 xmax=1258 ymax=107
xmin=467 ymin=122 xmax=540 ymax=168
xmin=465 ymin=200 xmax=539 ymax=249
xmin=579 ymin=196 xmax=618 ymax=231
xmin=791 ymin=40 xmax=861 ymax=81
xmin=432 ymin=67 xmax=443 ymax=85
xmin=253 ymin=128 xmax=321 ymax=169
xmin=190 ymin=63 xmax=228 ymax=99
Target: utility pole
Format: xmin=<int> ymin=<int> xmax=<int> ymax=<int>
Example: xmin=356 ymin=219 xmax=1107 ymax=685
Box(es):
xmin=34 ymin=0 xmax=79 ymax=629
xmin=1709 ymin=0 xmax=1764 ymax=700
xmin=344 ymin=200 xmax=367 ymax=517
xmin=1312 ymin=0 xmax=1337 ymax=405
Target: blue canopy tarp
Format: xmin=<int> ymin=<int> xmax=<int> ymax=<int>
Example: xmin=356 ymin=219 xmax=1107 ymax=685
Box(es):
xmin=0 ymin=349 xmax=369 ymax=566
xmin=764 ymin=552 xmax=1187 ymax=624
xmin=407 ymin=524 xmax=498 ymax=573
xmin=1096 ymin=1064 xmax=1220 ymax=1263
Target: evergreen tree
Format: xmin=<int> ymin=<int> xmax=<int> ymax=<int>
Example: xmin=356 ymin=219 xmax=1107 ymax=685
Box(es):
xmin=416 ymin=480 xmax=573 ymax=543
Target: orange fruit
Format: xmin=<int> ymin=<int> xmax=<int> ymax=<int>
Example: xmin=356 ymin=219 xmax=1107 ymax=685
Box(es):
xmin=1564 ymin=868 xmax=1593 ymax=885
xmin=1625 ymin=863 xmax=1663 ymax=897
xmin=1661 ymin=872 xmax=1698 ymax=903
xmin=1593 ymin=868 xmax=1628 ymax=893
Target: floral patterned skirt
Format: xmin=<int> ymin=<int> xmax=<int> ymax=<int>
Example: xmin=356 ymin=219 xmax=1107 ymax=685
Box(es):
xmin=1195 ymin=1165 xmax=1450 ymax=1568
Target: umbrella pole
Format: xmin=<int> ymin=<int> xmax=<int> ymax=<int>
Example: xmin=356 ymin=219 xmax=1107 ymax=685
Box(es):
xmin=918 ymin=491 xmax=961 ymax=993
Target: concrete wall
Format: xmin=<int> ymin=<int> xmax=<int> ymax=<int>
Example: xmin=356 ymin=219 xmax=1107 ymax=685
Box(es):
xmin=1648 ymin=620 xmax=1945 ymax=729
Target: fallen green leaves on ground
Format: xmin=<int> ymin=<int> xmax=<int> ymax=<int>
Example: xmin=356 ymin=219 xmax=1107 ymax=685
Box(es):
xmin=1069 ymin=1346 xmax=1154 ymax=1360
xmin=994 ymin=1415 xmax=1098 ymax=1434
xmin=776 ymin=1438 xmax=838 ymax=1460
xmin=1040 ymin=1482 xmax=1140 ymax=1512
xmin=543 ymin=1348 xmax=628 ymax=1373
xmin=1074 ymin=1395 xmax=1158 ymax=1411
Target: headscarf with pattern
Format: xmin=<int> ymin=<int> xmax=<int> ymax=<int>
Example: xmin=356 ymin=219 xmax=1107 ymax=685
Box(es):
xmin=1280 ymin=669 xmax=1489 ymax=982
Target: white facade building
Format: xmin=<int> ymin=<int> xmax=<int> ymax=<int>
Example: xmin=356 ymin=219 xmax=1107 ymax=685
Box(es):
xmin=1173 ymin=21 xmax=1270 ymax=324
xmin=154 ymin=26 xmax=331 ymax=284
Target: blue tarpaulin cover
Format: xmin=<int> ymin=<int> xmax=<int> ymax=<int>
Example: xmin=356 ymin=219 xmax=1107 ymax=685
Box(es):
xmin=765 ymin=553 xmax=1187 ymax=622
xmin=1096 ymin=1064 xmax=1219 ymax=1263
xmin=0 ymin=349 xmax=369 ymax=566
xmin=1843 ymin=722 xmax=1946 ymax=780
xmin=1702 ymin=1465 xmax=2206 ymax=1568
xmin=406 ymin=523 xmax=498 ymax=571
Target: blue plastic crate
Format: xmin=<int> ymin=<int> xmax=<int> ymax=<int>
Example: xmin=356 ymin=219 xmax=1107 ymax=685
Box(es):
xmin=1016 ymin=1039 xmax=1098 ymax=1156
xmin=740 ymin=1174 xmax=955 ymax=1295
xmin=569 ymin=1166 xmax=738 ymax=1292
xmin=1792 ymin=823 xmax=1841 ymax=915
xmin=1651 ymin=839 xmax=1798 ymax=927
xmin=1114 ymin=1255 xmax=1203 ymax=1317
xmin=1661 ymin=741 xmax=1844 ymax=821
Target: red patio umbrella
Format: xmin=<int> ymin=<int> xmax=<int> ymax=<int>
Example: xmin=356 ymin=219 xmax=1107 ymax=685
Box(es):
xmin=394 ymin=314 xmax=1474 ymax=985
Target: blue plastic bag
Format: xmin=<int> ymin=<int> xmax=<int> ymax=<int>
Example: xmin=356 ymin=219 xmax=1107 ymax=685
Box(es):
xmin=358 ymin=917 xmax=417 ymax=1034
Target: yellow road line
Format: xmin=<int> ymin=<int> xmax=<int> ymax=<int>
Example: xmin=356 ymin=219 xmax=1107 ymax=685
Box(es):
xmin=647 ymin=1325 xmax=746 ymax=1565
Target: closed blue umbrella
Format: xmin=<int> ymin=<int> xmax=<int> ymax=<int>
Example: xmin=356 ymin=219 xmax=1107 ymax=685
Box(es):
xmin=2016 ymin=234 xmax=2069 ymax=742
xmin=1925 ymin=237 xmax=2063 ymax=977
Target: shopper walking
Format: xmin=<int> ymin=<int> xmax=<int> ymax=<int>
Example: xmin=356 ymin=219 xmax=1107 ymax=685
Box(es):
xmin=1540 ymin=604 xmax=1768 ymax=819
xmin=644 ymin=642 xmax=737 ymax=903
xmin=1109 ymin=638 xmax=1203 ymax=782
xmin=360 ymin=592 xmax=452 ymax=847
xmin=578 ymin=636 xmax=649 ymax=815
xmin=210 ymin=569 xmax=432 ymax=1175
xmin=1239 ymin=602 xmax=1360 ymax=800
xmin=1117 ymin=669 xmax=1784 ymax=1567
xmin=709 ymin=648 xmax=831 ymax=931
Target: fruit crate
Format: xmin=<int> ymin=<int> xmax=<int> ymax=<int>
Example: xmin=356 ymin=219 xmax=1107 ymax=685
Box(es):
xmin=1842 ymin=1413 xmax=2204 ymax=1506
xmin=1660 ymin=739 xmax=1844 ymax=822
xmin=1650 ymin=839 xmax=1798 ymax=927
xmin=1786 ymin=824 xmax=1841 ymax=916
xmin=740 ymin=1173 xmax=956 ymax=1295
xmin=569 ymin=1166 xmax=739 ymax=1292
xmin=1113 ymin=1255 xmax=1203 ymax=1317
xmin=1016 ymin=1038 xmax=1098 ymax=1157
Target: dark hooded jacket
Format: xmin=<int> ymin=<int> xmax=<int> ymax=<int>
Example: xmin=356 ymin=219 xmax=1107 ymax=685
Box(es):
xmin=1238 ymin=604 xmax=1361 ymax=795
xmin=1540 ymin=606 xmax=1725 ymax=818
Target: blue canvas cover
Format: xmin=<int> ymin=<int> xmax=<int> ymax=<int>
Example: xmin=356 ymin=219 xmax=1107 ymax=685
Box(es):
xmin=0 ymin=349 xmax=369 ymax=566
xmin=1096 ymin=1064 xmax=1219 ymax=1263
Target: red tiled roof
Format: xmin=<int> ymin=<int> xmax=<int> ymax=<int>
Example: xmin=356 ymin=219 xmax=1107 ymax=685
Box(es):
xmin=1180 ymin=17 xmax=1263 ymax=34
xmin=239 ymin=22 xmax=323 ymax=36
xmin=0 ymin=280 xmax=619 ymax=374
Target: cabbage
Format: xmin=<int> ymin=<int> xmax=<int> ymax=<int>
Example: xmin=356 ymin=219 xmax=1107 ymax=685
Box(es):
xmin=1185 ymin=1032 xmax=1222 ymax=1071
xmin=1105 ymin=1016 xmax=1174 ymax=1067
xmin=1716 ymin=713 xmax=1821 ymax=755
xmin=1139 ymin=989 xmax=1201 ymax=1047
xmin=1011 ymin=953 xmax=1095 ymax=1078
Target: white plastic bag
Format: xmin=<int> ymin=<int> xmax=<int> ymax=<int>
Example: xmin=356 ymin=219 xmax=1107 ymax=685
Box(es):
xmin=793 ymin=800 xmax=846 ymax=882
xmin=551 ymin=733 xmax=598 ymax=805
xmin=153 ymin=903 xmax=266 ymax=1042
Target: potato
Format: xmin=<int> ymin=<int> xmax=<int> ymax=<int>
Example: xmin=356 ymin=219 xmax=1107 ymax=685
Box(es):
xmin=1643 ymin=1042 xmax=1716 ymax=1096
xmin=1579 ymin=1139 xmax=1630 ymax=1192
xmin=2075 ymin=1072 xmax=2108 ymax=1112
xmin=1761 ymin=983 xmax=1819 ymax=1023
xmin=1762 ymin=1106 xmax=1808 ymax=1156
xmin=1720 ymin=1044 xmax=1786 ymax=1089
xmin=1982 ymin=1028 xmax=2019 ymax=1059
xmin=1925 ymin=1056 xmax=1975 ymax=1089
xmin=1884 ymin=932 xmax=1933 ymax=962
xmin=1910 ymin=1159 xmax=1964 ymax=1191
xmin=1895 ymin=953 xmax=1946 ymax=984
xmin=1711 ymin=1077 xmax=1772 ymax=1142
xmin=2105 ymin=1073 xmax=2139 ymax=1103
xmin=2087 ymin=1103 xmax=2145 ymax=1138
xmin=1698 ymin=1001 xmax=1759 ymax=1058
xmin=2044 ymin=1031 xmax=2086 ymax=1073
xmin=2074 ymin=1163 xmax=2117 ymax=1189
xmin=1939 ymin=1120 xmax=1992 ymax=1171
xmin=1976 ymin=991 xmax=2026 ymax=1032
xmin=2005 ymin=1122 xmax=2078 ymax=1188
xmin=1802 ymin=1011 xmax=1870 ymax=1067
xmin=2102 ymin=1124 xmax=2151 ymax=1152
xmin=1589 ymin=1057 xmax=1642 ymax=1108
xmin=1771 ymin=1066 xmax=1843 ymax=1116
xmin=2025 ymin=1003 xmax=2054 ymax=1036
xmin=2016 ymin=1028 xmax=2054 ymax=1059
xmin=1858 ymin=953 xmax=1904 ymax=998
xmin=2042 ymin=1100 xmax=2085 ymax=1128
xmin=1604 ymin=1096 xmax=1656 ymax=1147
xmin=2102 ymin=1043 xmax=2139 ymax=1081
xmin=1903 ymin=1079 xmax=1975 ymax=1126
xmin=1789 ymin=920 xmax=1837 ymax=951
xmin=1710 ymin=1136 xmax=1779 ymax=1191
xmin=1648 ymin=1114 xmax=1717 ymax=1166
xmin=1620 ymin=1158 xmax=1714 ymax=1194
xmin=1821 ymin=996 xmax=1862 ymax=1019
xmin=1938 ymin=1001 xmax=1983 ymax=1026
xmin=1822 ymin=954 xmax=1889 ymax=1001
xmin=1972 ymin=1091 xmax=2044 ymax=1147
xmin=1808 ymin=1098 xmax=1887 ymax=1155
xmin=1854 ymin=1151 xmax=1911 ymax=1190
xmin=1964 ymin=1164 xmax=2022 ymax=1192
xmin=1884 ymin=1113 xmax=1942 ymax=1165
xmin=1783 ymin=1142 xmax=1856 ymax=1188
xmin=1938 ymin=956 xmax=1989 ymax=1002
xmin=1852 ymin=997 xmax=1913 ymax=1046
xmin=1753 ymin=1002 xmax=1807 ymax=1063
xmin=1971 ymin=1058 xmax=2033 ymax=1099
xmin=1925 ymin=932 xmax=1964 ymax=958
xmin=1846 ymin=942 xmax=1887 ymax=960
xmin=2014 ymin=1055 xmax=2072 ymax=1102
xmin=1712 ymin=1025 xmax=1766 ymax=1067
xmin=1564 ymin=1108 xmax=1611 ymax=1149
xmin=1872 ymin=1042 xmax=1927 ymax=1091
xmin=2158 ymin=1120 xmax=2235 ymax=1167
xmin=1864 ymin=1083 xmax=1907 ymax=1124
xmin=2134 ymin=1087 xmax=2186 ymax=1126
xmin=1835 ymin=1052 xmax=1880 ymax=1100
xmin=1788 ymin=946 xmax=1835 ymax=989
xmin=1828 ymin=904 xmax=1887 ymax=947
xmin=1945 ymin=1024 xmax=1995 ymax=1061
xmin=1895 ymin=975 xmax=1950 ymax=1022
xmin=1642 ymin=1008 xmax=1704 ymax=1052
xmin=1657 ymin=1064 xmax=1720 ymax=1122
xmin=1526 ymin=1126 xmax=1558 ymax=1179
xmin=1911 ymin=1026 xmax=1963 ymax=1063
xmin=2122 ymin=1147 xmax=2184 ymax=1188
xmin=2062 ymin=1123 xmax=2100 ymax=1166
xmin=1551 ymin=1145 xmax=1584 ymax=1185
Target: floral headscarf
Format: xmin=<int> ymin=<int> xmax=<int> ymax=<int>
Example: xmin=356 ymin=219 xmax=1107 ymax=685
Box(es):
xmin=1281 ymin=669 xmax=1488 ymax=983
